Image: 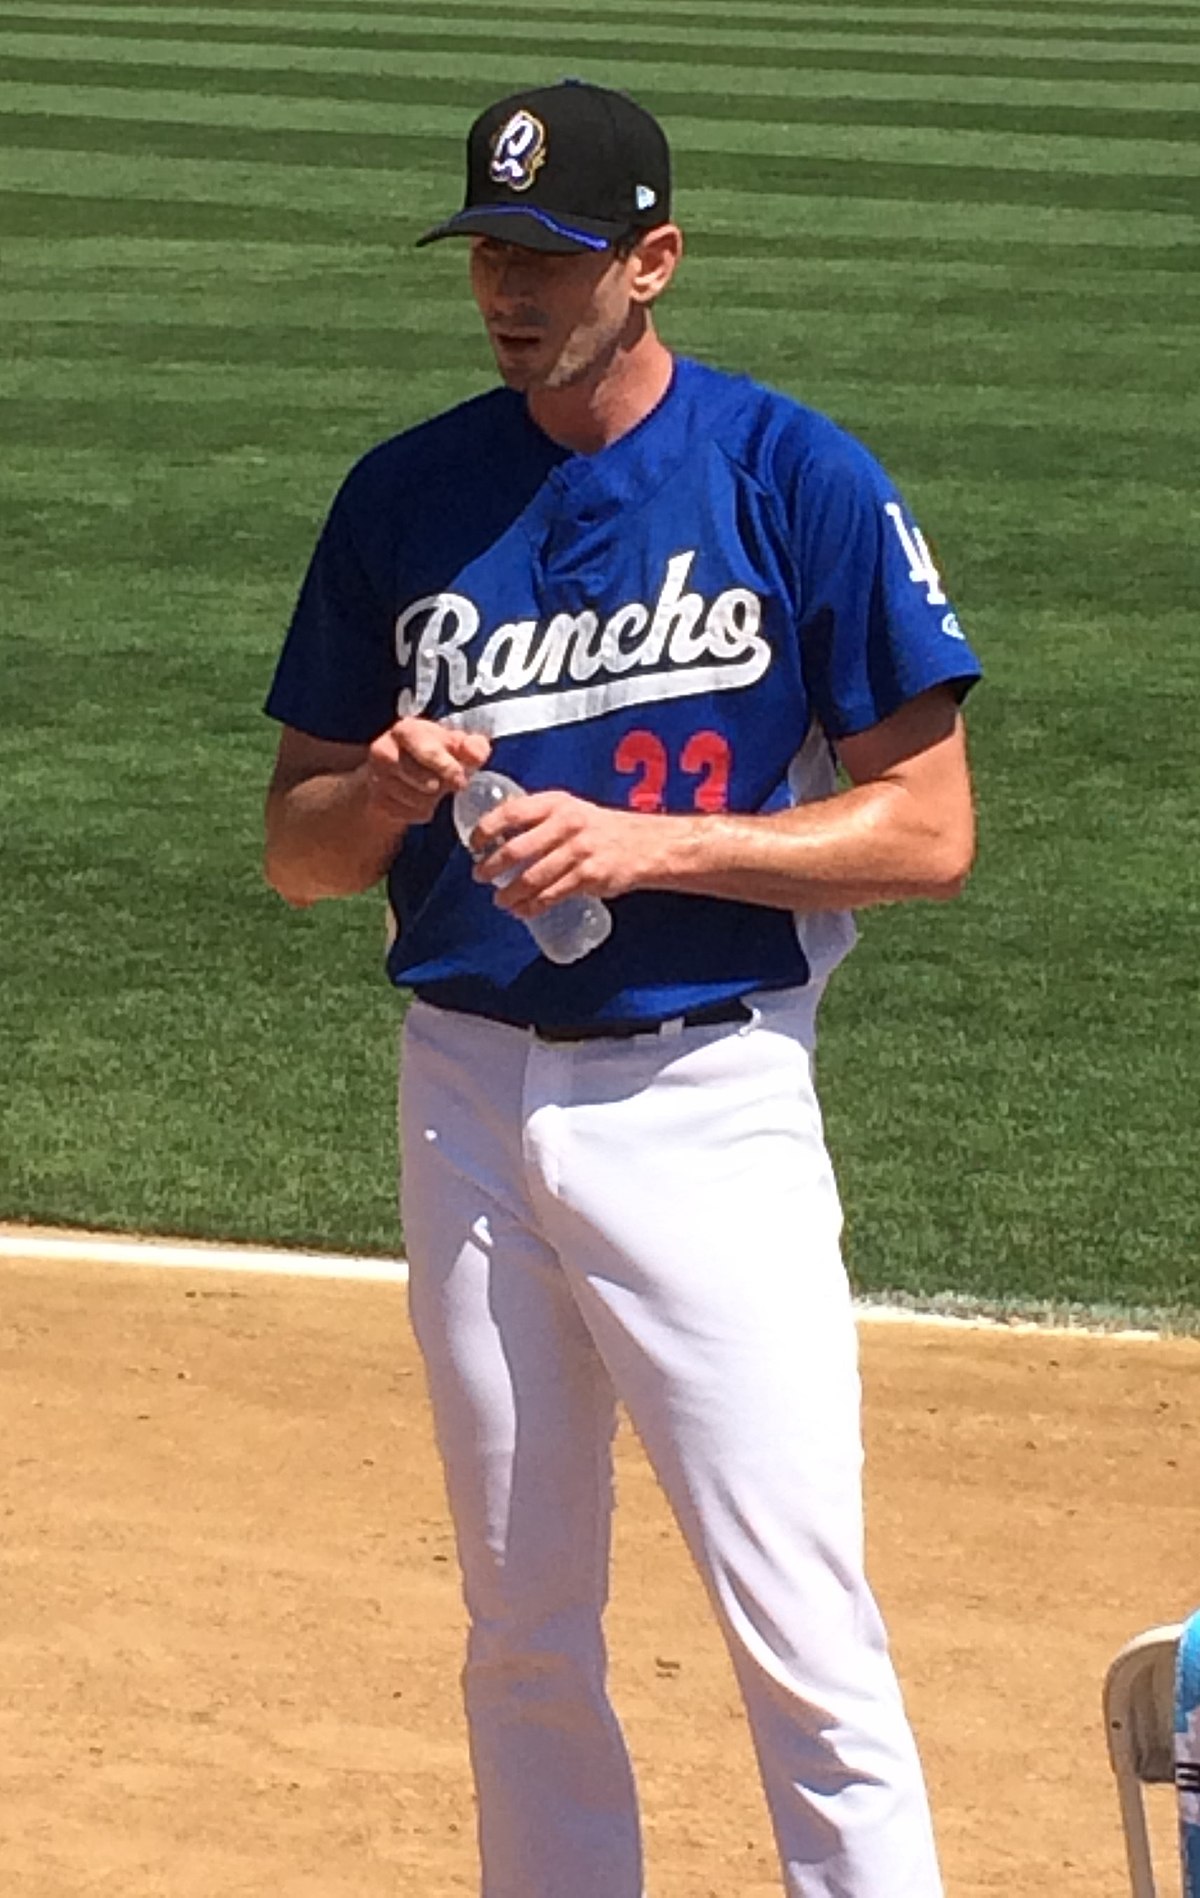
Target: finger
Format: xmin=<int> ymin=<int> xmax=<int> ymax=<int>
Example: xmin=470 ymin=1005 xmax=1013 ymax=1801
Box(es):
xmin=364 ymin=756 xmax=441 ymax=819
xmin=367 ymin=781 xmax=440 ymax=825
xmin=392 ymin=719 xmax=476 ymax=789
xmin=473 ymin=793 xmax=562 ymax=850
xmin=390 ymin=754 xmax=448 ymax=795
xmin=489 ymin=844 xmax=582 ymax=911
xmin=367 ymin=750 xmax=441 ymax=804
xmin=472 ymin=820 xmax=558 ymax=883
xmin=371 ymin=727 xmax=465 ymax=804
xmin=506 ymin=874 xmax=583 ymax=918
xmin=445 ymin=729 xmax=493 ymax=772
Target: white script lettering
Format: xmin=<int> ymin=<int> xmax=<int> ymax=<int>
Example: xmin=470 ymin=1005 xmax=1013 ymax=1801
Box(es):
xmin=394 ymin=551 xmax=771 ymax=735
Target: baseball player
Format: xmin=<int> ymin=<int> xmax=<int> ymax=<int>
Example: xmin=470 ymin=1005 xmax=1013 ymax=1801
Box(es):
xmin=264 ymin=80 xmax=980 ymax=1898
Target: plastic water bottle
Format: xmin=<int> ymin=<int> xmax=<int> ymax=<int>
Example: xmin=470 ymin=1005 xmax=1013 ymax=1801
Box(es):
xmin=452 ymin=770 xmax=613 ymax=966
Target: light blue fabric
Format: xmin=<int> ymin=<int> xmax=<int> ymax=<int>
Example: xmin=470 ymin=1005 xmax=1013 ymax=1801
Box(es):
xmin=1177 ymin=1609 xmax=1200 ymax=1898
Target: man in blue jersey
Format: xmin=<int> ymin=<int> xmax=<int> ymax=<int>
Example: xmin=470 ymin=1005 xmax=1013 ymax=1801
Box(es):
xmin=264 ymin=80 xmax=979 ymax=1898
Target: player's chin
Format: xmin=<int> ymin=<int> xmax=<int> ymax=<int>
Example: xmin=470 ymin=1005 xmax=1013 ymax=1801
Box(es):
xmin=488 ymin=334 xmax=554 ymax=390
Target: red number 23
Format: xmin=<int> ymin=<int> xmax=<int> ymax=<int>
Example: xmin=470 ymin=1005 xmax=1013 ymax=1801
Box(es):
xmin=614 ymin=729 xmax=731 ymax=814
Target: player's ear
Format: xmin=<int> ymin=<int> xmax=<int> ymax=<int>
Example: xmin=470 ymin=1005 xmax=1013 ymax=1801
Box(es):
xmin=625 ymin=224 xmax=683 ymax=305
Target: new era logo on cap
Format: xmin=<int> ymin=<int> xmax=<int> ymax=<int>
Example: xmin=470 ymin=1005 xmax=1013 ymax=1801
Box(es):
xmin=417 ymin=80 xmax=672 ymax=256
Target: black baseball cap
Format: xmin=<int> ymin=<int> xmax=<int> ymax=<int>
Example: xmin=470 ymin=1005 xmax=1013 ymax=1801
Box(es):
xmin=416 ymin=80 xmax=671 ymax=256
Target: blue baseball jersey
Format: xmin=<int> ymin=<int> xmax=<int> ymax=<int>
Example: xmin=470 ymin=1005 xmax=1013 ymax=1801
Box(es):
xmin=266 ymin=356 xmax=981 ymax=1027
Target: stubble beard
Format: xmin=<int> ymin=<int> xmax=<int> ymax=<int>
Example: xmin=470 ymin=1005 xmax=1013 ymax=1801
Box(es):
xmin=488 ymin=298 xmax=628 ymax=395
xmin=535 ymin=314 xmax=627 ymax=394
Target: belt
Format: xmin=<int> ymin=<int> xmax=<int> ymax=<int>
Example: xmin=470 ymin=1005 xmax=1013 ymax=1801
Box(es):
xmin=533 ymin=997 xmax=754 ymax=1043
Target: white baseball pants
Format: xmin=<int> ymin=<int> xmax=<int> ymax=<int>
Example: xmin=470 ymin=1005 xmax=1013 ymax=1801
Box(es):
xmin=399 ymin=990 xmax=943 ymax=1898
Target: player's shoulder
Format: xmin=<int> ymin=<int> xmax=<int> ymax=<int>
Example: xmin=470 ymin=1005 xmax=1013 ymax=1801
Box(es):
xmin=335 ymin=385 xmax=533 ymax=507
xmin=676 ymin=358 xmax=888 ymax=500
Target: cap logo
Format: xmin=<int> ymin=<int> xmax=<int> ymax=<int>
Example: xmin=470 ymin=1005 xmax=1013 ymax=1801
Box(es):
xmin=635 ymin=184 xmax=657 ymax=212
xmin=490 ymin=110 xmax=547 ymax=192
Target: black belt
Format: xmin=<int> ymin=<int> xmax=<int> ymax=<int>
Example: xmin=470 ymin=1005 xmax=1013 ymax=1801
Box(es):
xmin=533 ymin=997 xmax=754 ymax=1043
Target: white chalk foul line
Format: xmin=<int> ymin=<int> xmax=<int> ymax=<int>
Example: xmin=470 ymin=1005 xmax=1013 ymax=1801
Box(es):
xmin=0 ymin=1230 xmax=1182 ymax=1339
xmin=0 ymin=1232 xmax=408 ymax=1283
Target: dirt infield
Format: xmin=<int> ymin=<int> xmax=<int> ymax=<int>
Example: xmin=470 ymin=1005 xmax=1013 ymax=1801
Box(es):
xmin=1 ymin=1253 xmax=1196 ymax=1897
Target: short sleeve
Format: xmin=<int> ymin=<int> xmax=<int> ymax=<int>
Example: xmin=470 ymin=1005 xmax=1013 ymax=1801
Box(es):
xmin=264 ymin=461 xmax=398 ymax=745
xmin=792 ymin=423 xmax=982 ymax=740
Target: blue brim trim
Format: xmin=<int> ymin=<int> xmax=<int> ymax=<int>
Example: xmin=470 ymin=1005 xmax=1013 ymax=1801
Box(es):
xmin=478 ymin=206 xmax=611 ymax=250
xmin=418 ymin=204 xmax=615 ymax=253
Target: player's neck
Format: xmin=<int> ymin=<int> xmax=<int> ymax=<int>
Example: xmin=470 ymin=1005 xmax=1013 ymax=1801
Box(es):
xmin=526 ymin=330 xmax=675 ymax=457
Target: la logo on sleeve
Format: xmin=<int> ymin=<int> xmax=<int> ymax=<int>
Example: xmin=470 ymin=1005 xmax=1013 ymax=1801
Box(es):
xmin=884 ymin=502 xmax=948 ymax=608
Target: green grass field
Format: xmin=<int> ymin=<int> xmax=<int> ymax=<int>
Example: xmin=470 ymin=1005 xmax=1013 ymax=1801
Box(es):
xmin=2 ymin=1 xmax=1197 ymax=1323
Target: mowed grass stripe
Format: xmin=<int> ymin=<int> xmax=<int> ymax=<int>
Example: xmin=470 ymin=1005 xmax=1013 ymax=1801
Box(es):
xmin=4 ymin=292 xmax=1192 ymax=423
xmin=3 ymin=159 xmax=1195 ymax=261
xmin=1 ymin=13 xmax=1198 ymax=74
xmin=0 ymin=379 xmax=492 ymax=467
xmin=5 ymin=248 xmax=1195 ymax=351
xmin=3 ymin=127 xmax=1193 ymax=223
xmin=3 ymin=402 xmax=1193 ymax=503
xmin=4 ymin=50 xmax=1200 ymax=134
xmin=8 ymin=0 xmax=1200 ymax=47
xmin=14 ymin=0 xmax=1199 ymax=18
xmin=7 ymin=461 xmax=1186 ymax=599
xmin=16 ymin=0 xmax=1200 ymax=19
xmin=2 ymin=24 xmax=1196 ymax=90
xmin=5 ymin=255 xmax=1191 ymax=325
xmin=5 ymin=461 xmax=1187 ymax=608
xmin=8 ymin=315 xmax=1191 ymax=407
xmin=0 ymin=439 xmax=351 ymax=496
xmin=5 ymin=194 xmax=1196 ymax=283
xmin=5 ymin=84 xmax=1196 ymax=183
xmin=0 ymin=191 xmax=392 ymax=246
xmin=0 ymin=31 xmax=1192 ymax=111
xmin=689 ymin=228 xmax=1200 ymax=272
xmin=4 ymin=358 xmax=1194 ymax=440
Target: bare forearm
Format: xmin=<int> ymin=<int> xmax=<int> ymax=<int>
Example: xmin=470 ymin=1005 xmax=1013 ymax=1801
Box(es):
xmin=629 ymin=779 xmax=974 ymax=911
xmin=475 ymin=767 xmax=974 ymax=922
xmin=471 ymin=689 xmax=976 ymax=919
xmin=264 ymin=766 xmax=406 ymax=907
xmin=264 ymin=717 xmax=492 ymax=909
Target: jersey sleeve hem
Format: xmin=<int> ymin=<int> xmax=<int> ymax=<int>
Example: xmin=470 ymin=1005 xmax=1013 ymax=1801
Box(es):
xmin=262 ymin=686 xmax=383 ymax=748
xmin=819 ymin=664 xmax=981 ymax=741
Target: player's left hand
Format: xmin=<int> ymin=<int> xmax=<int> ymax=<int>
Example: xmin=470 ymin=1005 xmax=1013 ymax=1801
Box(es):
xmin=469 ymin=791 xmax=662 ymax=916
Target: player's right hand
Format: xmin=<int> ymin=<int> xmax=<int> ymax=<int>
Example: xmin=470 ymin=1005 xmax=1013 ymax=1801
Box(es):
xmin=364 ymin=718 xmax=491 ymax=826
